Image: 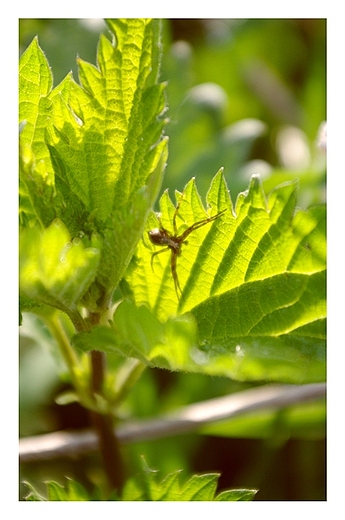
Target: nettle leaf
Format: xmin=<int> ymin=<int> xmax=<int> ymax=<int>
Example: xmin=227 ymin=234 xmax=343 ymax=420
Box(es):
xmin=23 ymin=470 xmax=257 ymax=501
xmin=215 ymin=489 xmax=258 ymax=501
xmin=19 ymin=38 xmax=57 ymax=228
xmin=46 ymin=19 xmax=168 ymax=294
xmin=73 ymin=300 xmax=198 ymax=372
xmin=19 ymin=38 xmax=53 ymax=172
xmin=125 ymin=168 xmax=231 ymax=317
xmin=19 ymin=19 xmax=168 ymax=312
xmin=120 ymin=170 xmax=326 ymax=383
xmin=121 ymin=460 xmax=257 ymax=501
xmin=20 ymin=219 xmax=101 ymax=315
xmin=23 ymin=478 xmax=93 ymax=501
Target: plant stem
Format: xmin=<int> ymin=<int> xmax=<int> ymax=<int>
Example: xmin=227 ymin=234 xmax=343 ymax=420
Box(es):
xmin=46 ymin=307 xmax=126 ymax=492
xmin=90 ymin=349 xmax=125 ymax=494
xmin=47 ymin=308 xmax=126 ymax=492
xmin=44 ymin=313 xmax=85 ymax=398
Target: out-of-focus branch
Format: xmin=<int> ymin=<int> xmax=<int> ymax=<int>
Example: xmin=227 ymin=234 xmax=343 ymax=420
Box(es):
xmin=19 ymin=383 xmax=326 ymax=463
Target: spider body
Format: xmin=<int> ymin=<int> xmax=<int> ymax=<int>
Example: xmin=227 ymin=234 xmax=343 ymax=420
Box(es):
xmin=148 ymin=202 xmax=226 ymax=298
xmin=148 ymin=227 xmax=181 ymax=252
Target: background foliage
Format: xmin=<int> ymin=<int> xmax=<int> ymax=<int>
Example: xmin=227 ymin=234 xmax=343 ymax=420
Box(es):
xmin=19 ymin=18 xmax=326 ymax=501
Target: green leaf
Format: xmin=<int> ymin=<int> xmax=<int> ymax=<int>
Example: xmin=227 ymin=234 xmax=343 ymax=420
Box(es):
xmin=125 ymin=168 xmax=230 ymax=318
xmin=20 ymin=219 xmax=101 ymax=314
xmin=19 ymin=19 xmax=168 ymax=311
xmin=23 ymin=470 xmax=257 ymax=501
xmin=179 ymin=474 xmax=218 ymax=501
xmin=138 ymin=463 xmax=257 ymax=501
xmin=124 ymin=459 xmax=257 ymax=501
xmin=23 ymin=478 xmax=92 ymax=501
xmin=19 ymin=38 xmax=56 ymax=228
xmin=73 ymin=299 xmax=198 ymax=372
xmin=215 ymin=488 xmax=258 ymax=501
xmin=19 ymin=37 xmax=53 ymax=168
xmin=122 ymin=171 xmax=326 ymax=383
xmin=149 ymin=470 xmax=183 ymax=501
xmin=47 ymin=20 xmax=166 ymax=220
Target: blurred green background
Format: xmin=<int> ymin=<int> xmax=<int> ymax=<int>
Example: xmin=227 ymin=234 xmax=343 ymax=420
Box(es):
xmin=19 ymin=19 xmax=326 ymax=500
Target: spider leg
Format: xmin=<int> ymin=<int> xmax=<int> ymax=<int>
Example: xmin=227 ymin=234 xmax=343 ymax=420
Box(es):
xmin=171 ymin=249 xmax=182 ymax=298
xmin=150 ymin=247 xmax=170 ymax=271
xmin=172 ymin=198 xmax=183 ymax=236
xmin=179 ymin=209 xmax=227 ymax=241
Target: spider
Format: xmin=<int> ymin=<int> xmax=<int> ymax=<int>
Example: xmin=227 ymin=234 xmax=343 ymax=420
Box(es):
xmin=148 ymin=199 xmax=226 ymax=299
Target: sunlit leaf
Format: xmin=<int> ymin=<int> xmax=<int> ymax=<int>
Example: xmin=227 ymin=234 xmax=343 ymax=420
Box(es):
xmin=20 ymin=219 xmax=101 ymax=314
xmin=121 ymin=171 xmax=326 ymax=383
xmin=19 ymin=19 xmax=168 ymax=312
